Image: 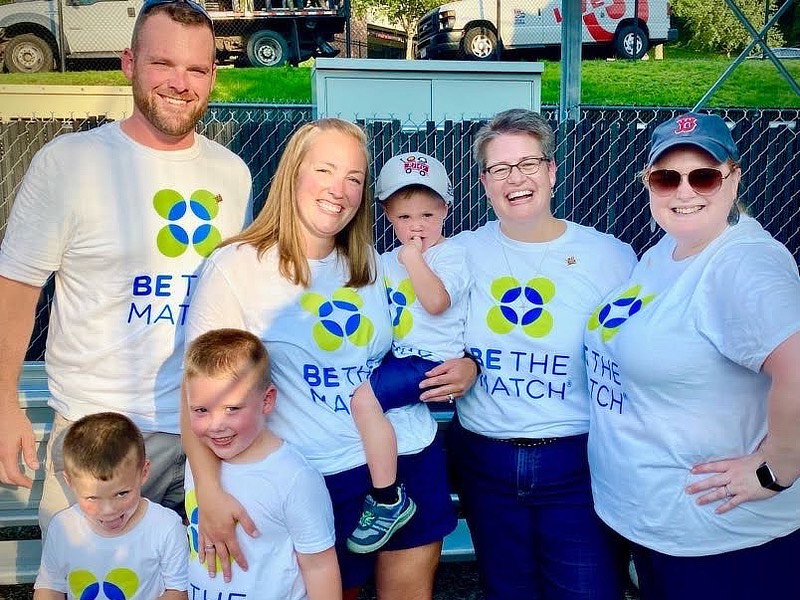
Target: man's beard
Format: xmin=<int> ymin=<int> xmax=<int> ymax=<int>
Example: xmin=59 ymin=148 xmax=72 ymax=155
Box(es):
xmin=132 ymin=80 xmax=208 ymax=138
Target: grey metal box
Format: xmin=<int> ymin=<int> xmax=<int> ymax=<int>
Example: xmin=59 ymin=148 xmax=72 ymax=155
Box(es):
xmin=313 ymin=58 xmax=544 ymax=122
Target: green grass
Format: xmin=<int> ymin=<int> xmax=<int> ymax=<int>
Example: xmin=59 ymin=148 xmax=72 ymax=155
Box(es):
xmin=213 ymin=65 xmax=314 ymax=103
xmin=1 ymin=50 xmax=798 ymax=108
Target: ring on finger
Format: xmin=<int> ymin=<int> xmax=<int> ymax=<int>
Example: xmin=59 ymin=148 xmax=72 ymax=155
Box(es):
xmin=447 ymin=393 xmax=454 ymax=403
xmin=204 ymin=544 xmax=215 ymax=550
xmin=724 ymin=485 xmax=731 ymax=497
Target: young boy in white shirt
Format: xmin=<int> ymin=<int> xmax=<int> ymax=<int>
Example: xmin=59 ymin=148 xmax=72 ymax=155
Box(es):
xmin=346 ymin=153 xmax=470 ymax=554
xmin=34 ymin=412 xmax=188 ymax=600
xmin=184 ymin=328 xmax=340 ymax=600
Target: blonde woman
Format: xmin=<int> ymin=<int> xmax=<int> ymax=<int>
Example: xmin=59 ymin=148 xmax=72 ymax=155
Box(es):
xmin=183 ymin=119 xmax=473 ymax=599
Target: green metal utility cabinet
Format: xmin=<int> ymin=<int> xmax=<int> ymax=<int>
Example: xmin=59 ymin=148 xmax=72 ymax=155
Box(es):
xmin=312 ymin=58 xmax=544 ymax=122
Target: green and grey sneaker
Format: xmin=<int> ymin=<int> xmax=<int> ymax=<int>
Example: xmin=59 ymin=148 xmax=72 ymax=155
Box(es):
xmin=346 ymin=485 xmax=417 ymax=554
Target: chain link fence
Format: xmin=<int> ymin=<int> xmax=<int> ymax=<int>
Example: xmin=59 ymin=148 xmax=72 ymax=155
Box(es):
xmin=1 ymin=106 xmax=798 ymax=360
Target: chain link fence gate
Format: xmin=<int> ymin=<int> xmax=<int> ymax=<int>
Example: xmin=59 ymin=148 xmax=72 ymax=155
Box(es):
xmin=1 ymin=106 xmax=798 ymax=360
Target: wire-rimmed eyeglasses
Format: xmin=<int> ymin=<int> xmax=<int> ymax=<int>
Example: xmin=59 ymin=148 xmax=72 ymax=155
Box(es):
xmin=483 ymin=157 xmax=551 ymax=181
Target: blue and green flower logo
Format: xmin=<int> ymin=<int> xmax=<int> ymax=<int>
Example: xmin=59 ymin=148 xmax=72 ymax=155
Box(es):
xmin=301 ymin=288 xmax=375 ymax=351
xmin=185 ymin=489 xmax=201 ymax=560
xmin=153 ymin=188 xmax=222 ymax=258
xmin=486 ymin=276 xmax=555 ymax=338
xmin=68 ymin=568 xmax=138 ymax=600
xmin=385 ymin=276 xmax=415 ymax=339
xmin=587 ymin=285 xmax=655 ymax=342
xmin=185 ymin=489 xmax=228 ymax=570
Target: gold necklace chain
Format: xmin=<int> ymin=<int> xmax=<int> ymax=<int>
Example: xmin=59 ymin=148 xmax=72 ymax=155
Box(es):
xmin=497 ymin=228 xmax=555 ymax=312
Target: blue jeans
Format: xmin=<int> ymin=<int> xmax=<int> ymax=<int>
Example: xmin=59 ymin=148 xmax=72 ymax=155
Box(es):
xmin=631 ymin=527 xmax=800 ymax=600
xmin=449 ymin=417 xmax=626 ymax=600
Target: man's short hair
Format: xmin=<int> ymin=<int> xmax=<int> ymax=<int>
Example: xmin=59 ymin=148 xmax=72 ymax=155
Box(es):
xmin=63 ymin=412 xmax=146 ymax=481
xmin=131 ymin=1 xmax=214 ymax=54
xmin=184 ymin=328 xmax=271 ymax=390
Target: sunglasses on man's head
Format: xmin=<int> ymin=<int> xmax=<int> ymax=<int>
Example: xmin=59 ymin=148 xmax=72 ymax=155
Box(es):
xmin=140 ymin=0 xmax=213 ymax=24
xmin=645 ymin=167 xmax=734 ymax=196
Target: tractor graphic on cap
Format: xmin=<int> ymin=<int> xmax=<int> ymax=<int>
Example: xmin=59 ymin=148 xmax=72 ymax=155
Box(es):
xmin=403 ymin=155 xmax=429 ymax=176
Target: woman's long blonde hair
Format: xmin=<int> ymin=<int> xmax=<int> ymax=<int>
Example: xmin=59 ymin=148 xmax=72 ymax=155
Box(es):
xmin=222 ymin=118 xmax=375 ymax=288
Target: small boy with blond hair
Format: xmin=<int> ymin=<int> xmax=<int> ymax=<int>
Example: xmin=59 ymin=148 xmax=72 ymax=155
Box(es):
xmin=346 ymin=153 xmax=470 ymax=554
xmin=184 ymin=328 xmax=340 ymax=600
xmin=34 ymin=412 xmax=188 ymax=600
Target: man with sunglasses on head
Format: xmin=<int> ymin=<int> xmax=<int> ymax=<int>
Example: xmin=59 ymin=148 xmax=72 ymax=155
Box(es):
xmin=584 ymin=112 xmax=800 ymax=600
xmin=0 ymin=0 xmax=252 ymax=538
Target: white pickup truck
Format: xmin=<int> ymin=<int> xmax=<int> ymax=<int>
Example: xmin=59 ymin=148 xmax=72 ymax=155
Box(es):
xmin=416 ymin=0 xmax=678 ymax=61
xmin=0 ymin=0 xmax=347 ymax=72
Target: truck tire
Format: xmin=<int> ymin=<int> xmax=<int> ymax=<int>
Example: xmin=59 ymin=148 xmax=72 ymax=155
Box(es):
xmin=460 ymin=26 xmax=499 ymax=61
xmin=4 ymin=34 xmax=55 ymax=73
xmin=615 ymin=24 xmax=648 ymax=60
xmin=246 ymin=30 xmax=289 ymax=68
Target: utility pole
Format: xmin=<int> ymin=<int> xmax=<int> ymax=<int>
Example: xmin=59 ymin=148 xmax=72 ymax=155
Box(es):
xmin=559 ymin=0 xmax=582 ymax=123
xmin=496 ymin=0 xmax=502 ymax=59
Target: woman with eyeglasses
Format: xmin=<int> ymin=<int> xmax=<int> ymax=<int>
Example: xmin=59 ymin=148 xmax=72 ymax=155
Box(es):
xmin=584 ymin=112 xmax=800 ymax=600
xmin=446 ymin=108 xmax=636 ymax=599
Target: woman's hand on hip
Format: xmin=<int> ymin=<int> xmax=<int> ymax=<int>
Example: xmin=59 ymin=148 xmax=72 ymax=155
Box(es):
xmin=197 ymin=487 xmax=259 ymax=581
xmin=419 ymin=356 xmax=478 ymax=403
xmin=686 ymin=453 xmax=778 ymax=514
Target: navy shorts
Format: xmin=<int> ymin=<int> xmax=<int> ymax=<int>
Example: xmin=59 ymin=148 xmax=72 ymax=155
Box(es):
xmin=368 ymin=352 xmax=441 ymax=412
xmin=323 ymin=436 xmax=457 ymax=590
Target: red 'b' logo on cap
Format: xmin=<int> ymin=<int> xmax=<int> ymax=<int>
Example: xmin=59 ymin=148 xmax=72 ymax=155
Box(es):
xmin=674 ymin=117 xmax=697 ymax=134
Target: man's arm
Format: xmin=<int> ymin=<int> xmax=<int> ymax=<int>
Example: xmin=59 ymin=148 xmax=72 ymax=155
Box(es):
xmin=0 ymin=275 xmax=42 ymax=487
xmin=297 ymin=547 xmax=342 ymax=600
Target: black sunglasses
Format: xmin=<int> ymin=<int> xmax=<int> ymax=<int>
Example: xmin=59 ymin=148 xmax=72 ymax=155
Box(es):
xmin=645 ymin=167 xmax=734 ymax=196
xmin=140 ymin=0 xmax=213 ymax=25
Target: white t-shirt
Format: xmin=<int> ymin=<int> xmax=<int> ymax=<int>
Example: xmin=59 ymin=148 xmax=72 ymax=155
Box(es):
xmin=185 ymin=442 xmax=335 ymax=600
xmin=0 ymin=122 xmax=252 ymax=434
xmin=454 ymin=220 xmax=636 ymax=438
xmin=585 ymin=215 xmax=800 ymax=556
xmin=186 ymin=243 xmax=437 ymax=475
xmin=35 ymin=499 xmax=187 ymax=599
xmin=381 ymin=239 xmax=470 ymax=362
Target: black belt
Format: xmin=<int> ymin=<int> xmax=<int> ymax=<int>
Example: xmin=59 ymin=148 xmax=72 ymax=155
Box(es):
xmin=494 ymin=436 xmax=560 ymax=448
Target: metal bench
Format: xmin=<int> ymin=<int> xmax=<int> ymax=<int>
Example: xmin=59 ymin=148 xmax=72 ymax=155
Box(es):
xmin=0 ymin=363 xmax=474 ymax=585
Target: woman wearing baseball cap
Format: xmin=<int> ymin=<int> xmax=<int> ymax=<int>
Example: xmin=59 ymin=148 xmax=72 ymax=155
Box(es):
xmin=584 ymin=112 xmax=800 ymax=599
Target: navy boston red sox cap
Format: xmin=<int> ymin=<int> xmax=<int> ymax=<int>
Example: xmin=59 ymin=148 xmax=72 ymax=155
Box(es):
xmin=648 ymin=112 xmax=740 ymax=166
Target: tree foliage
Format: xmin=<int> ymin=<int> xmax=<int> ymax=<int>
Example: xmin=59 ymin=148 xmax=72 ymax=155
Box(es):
xmin=671 ymin=0 xmax=786 ymax=55
xmin=352 ymin=0 xmax=447 ymax=58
